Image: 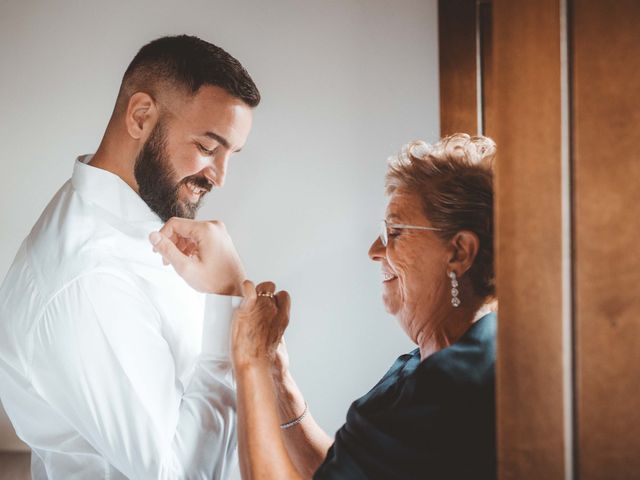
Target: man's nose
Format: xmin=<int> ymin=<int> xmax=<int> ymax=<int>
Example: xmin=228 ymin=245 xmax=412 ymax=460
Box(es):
xmin=204 ymin=152 xmax=231 ymax=188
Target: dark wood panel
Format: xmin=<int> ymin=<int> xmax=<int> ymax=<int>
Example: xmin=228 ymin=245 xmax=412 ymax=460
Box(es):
xmin=438 ymin=0 xmax=478 ymax=136
xmin=492 ymin=1 xmax=568 ymax=479
xmin=572 ymin=1 xmax=640 ymax=478
xmin=479 ymin=1 xmax=494 ymax=136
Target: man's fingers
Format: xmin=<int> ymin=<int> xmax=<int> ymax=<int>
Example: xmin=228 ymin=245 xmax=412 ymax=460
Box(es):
xmin=159 ymin=217 xmax=199 ymax=241
xmin=158 ymin=218 xmax=213 ymax=257
xmin=175 ymin=236 xmax=198 ymax=256
xmin=149 ymin=231 xmax=189 ymax=273
xmin=156 ymin=229 xmax=197 ymax=257
xmin=160 ymin=217 xmax=226 ymax=246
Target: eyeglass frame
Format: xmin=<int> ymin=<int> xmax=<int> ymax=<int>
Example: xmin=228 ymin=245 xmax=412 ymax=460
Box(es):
xmin=380 ymin=219 xmax=443 ymax=246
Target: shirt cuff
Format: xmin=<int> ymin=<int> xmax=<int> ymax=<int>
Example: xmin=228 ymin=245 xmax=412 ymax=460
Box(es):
xmin=202 ymin=294 xmax=243 ymax=358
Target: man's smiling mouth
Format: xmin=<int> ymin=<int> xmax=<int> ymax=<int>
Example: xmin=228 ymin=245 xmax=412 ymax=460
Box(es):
xmin=186 ymin=182 xmax=208 ymax=196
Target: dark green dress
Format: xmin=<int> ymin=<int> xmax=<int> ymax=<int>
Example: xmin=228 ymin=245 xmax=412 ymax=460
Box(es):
xmin=314 ymin=313 xmax=497 ymax=480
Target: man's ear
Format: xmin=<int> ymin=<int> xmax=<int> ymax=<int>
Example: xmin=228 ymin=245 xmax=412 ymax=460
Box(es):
xmin=125 ymin=92 xmax=158 ymax=140
xmin=447 ymin=230 xmax=480 ymax=277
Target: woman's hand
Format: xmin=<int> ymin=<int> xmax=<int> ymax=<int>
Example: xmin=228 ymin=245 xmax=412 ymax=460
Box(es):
xmin=231 ymin=281 xmax=330 ymax=479
xmin=232 ymin=281 xmax=301 ymax=480
xmin=149 ymin=217 xmax=246 ymax=296
xmin=231 ymin=280 xmax=291 ymax=370
xmin=272 ymin=338 xmax=291 ymax=380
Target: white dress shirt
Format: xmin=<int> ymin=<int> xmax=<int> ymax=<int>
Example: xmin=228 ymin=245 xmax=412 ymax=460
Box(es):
xmin=0 ymin=155 xmax=241 ymax=480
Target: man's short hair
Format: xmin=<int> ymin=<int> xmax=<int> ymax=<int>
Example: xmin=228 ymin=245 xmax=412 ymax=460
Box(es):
xmin=118 ymin=35 xmax=260 ymax=109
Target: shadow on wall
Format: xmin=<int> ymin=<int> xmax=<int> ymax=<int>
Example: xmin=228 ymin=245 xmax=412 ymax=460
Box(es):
xmin=0 ymin=403 xmax=29 ymax=479
xmin=0 ymin=403 xmax=26 ymax=451
xmin=0 ymin=452 xmax=30 ymax=479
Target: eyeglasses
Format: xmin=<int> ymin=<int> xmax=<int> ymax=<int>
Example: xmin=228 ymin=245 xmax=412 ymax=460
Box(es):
xmin=380 ymin=220 xmax=443 ymax=246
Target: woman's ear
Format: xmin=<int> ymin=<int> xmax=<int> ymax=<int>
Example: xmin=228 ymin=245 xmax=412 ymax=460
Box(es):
xmin=124 ymin=92 xmax=158 ymax=140
xmin=447 ymin=230 xmax=480 ymax=277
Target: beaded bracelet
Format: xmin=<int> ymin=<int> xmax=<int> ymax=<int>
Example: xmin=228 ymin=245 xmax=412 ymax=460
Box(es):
xmin=280 ymin=401 xmax=308 ymax=430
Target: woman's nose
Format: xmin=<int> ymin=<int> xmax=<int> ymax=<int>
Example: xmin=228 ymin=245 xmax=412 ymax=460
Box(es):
xmin=368 ymin=236 xmax=385 ymax=261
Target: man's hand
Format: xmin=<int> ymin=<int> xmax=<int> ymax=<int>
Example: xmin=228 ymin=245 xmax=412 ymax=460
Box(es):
xmin=149 ymin=217 xmax=246 ymax=296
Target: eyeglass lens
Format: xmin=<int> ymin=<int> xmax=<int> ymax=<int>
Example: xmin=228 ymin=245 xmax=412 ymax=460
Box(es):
xmin=380 ymin=221 xmax=388 ymax=247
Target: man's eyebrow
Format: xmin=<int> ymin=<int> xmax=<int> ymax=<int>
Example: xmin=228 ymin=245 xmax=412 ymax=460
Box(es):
xmin=201 ymin=131 xmax=242 ymax=152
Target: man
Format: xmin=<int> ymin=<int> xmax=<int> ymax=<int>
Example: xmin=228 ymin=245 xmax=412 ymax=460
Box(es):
xmin=0 ymin=35 xmax=258 ymax=479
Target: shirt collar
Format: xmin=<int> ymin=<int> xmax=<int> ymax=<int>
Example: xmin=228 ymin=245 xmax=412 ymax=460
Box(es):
xmin=71 ymin=154 xmax=163 ymax=225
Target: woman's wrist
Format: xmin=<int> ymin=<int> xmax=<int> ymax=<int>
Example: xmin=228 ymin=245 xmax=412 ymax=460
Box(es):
xmin=232 ymin=355 xmax=273 ymax=375
xmin=273 ymin=369 xmax=306 ymax=423
xmin=235 ymin=360 xmax=306 ymax=425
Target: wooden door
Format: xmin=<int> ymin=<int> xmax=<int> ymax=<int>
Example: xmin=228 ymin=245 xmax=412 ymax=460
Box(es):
xmin=439 ymin=1 xmax=640 ymax=478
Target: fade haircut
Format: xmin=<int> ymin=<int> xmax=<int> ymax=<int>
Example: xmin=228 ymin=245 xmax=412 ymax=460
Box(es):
xmin=116 ymin=35 xmax=260 ymax=111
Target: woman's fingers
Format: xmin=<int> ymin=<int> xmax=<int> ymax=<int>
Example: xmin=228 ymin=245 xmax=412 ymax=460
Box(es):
xmin=274 ymin=290 xmax=291 ymax=329
xmin=240 ymin=279 xmax=257 ymax=302
xmin=231 ymin=281 xmax=293 ymax=368
xmin=256 ymin=281 xmax=276 ymax=294
xmin=275 ymin=290 xmax=291 ymax=316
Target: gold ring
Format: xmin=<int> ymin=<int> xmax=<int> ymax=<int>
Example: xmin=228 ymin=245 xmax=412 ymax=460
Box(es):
xmin=257 ymin=292 xmax=275 ymax=298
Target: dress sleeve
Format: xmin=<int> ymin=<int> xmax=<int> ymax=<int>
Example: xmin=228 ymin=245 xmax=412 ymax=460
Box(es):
xmin=314 ymin=339 xmax=496 ymax=479
xmin=313 ymin=401 xmax=445 ymax=480
xmin=29 ymin=271 xmax=238 ymax=480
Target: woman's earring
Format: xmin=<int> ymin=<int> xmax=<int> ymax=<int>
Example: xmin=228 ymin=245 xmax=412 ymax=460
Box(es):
xmin=449 ymin=271 xmax=461 ymax=308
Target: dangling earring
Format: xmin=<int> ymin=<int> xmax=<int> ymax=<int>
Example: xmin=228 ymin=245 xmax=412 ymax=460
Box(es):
xmin=449 ymin=271 xmax=461 ymax=308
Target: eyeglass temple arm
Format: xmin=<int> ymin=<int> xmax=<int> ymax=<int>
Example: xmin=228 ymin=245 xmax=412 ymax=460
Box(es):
xmin=386 ymin=223 xmax=443 ymax=232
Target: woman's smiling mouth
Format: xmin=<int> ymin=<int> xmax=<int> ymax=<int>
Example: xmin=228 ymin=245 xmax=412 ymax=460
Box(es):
xmin=382 ymin=272 xmax=398 ymax=282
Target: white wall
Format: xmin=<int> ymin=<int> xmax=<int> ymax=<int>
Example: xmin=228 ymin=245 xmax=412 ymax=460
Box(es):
xmin=0 ymin=0 xmax=439 ymax=466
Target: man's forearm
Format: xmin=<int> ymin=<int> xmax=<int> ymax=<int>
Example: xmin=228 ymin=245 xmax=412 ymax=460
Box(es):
xmin=274 ymin=371 xmax=334 ymax=479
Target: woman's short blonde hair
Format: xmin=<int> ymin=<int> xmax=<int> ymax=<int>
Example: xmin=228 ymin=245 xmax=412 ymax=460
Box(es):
xmin=386 ymin=133 xmax=497 ymax=298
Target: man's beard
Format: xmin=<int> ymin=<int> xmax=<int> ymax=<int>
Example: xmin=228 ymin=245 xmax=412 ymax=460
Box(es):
xmin=134 ymin=121 xmax=211 ymax=222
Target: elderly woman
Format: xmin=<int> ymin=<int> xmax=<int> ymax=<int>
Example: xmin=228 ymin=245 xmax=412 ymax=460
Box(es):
xmin=152 ymin=133 xmax=497 ymax=479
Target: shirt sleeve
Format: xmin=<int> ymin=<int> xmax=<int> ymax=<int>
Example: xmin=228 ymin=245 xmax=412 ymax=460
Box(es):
xmin=203 ymin=293 xmax=243 ymax=360
xmin=29 ymin=271 xmax=239 ymax=480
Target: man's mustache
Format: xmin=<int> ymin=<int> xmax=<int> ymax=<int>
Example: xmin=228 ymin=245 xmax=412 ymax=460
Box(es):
xmin=180 ymin=175 xmax=213 ymax=193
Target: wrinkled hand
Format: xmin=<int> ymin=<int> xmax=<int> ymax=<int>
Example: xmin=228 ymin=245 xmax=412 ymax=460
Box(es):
xmin=232 ymin=280 xmax=291 ymax=369
xmin=149 ymin=217 xmax=246 ymax=296
xmin=272 ymin=338 xmax=290 ymax=379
